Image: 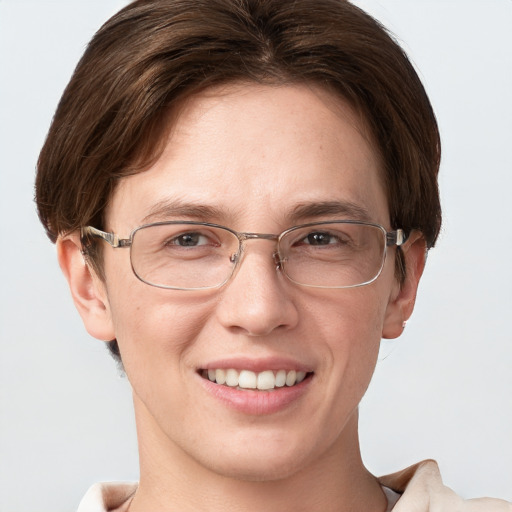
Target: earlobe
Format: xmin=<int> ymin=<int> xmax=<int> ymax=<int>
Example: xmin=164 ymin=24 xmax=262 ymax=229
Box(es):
xmin=57 ymin=233 xmax=116 ymax=341
xmin=382 ymin=231 xmax=427 ymax=339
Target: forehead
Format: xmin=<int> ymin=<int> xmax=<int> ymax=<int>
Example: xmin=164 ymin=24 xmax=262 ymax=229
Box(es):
xmin=106 ymin=83 xmax=388 ymax=231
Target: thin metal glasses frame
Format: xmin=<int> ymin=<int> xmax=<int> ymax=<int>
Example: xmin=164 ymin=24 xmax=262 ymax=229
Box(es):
xmin=81 ymin=220 xmax=407 ymax=290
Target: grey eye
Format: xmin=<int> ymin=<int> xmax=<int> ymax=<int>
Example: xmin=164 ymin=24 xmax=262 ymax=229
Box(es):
xmin=304 ymin=232 xmax=335 ymax=245
xmin=168 ymin=232 xmax=209 ymax=247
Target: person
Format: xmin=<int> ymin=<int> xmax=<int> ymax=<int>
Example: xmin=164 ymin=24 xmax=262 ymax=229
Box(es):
xmin=34 ymin=0 xmax=512 ymax=511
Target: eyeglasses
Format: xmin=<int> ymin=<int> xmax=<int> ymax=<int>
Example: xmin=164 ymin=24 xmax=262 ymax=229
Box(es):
xmin=81 ymin=221 xmax=407 ymax=290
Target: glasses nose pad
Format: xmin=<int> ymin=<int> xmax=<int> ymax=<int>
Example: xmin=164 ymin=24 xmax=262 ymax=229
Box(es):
xmin=273 ymin=251 xmax=284 ymax=270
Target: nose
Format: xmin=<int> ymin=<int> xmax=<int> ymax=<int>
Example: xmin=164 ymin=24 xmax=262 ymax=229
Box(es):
xmin=215 ymin=245 xmax=299 ymax=337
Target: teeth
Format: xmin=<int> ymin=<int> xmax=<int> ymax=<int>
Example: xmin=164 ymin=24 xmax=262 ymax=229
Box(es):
xmin=206 ymin=368 xmax=308 ymax=390
xmin=225 ymin=369 xmax=239 ymax=387
xmin=285 ymin=370 xmax=296 ymax=387
xmin=257 ymin=370 xmax=275 ymax=390
xmin=275 ymin=369 xmax=287 ymax=387
xmin=215 ymin=369 xmax=226 ymax=385
xmin=238 ymin=370 xmax=257 ymax=389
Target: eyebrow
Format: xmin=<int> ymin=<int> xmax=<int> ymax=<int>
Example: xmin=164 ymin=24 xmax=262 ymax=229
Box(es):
xmin=142 ymin=199 xmax=228 ymax=224
xmin=289 ymin=201 xmax=373 ymax=223
xmin=141 ymin=198 xmax=373 ymax=225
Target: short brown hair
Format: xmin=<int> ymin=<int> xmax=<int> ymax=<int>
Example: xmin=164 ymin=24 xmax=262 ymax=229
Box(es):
xmin=36 ymin=0 xmax=441 ymax=242
xmin=36 ymin=0 xmax=441 ymax=359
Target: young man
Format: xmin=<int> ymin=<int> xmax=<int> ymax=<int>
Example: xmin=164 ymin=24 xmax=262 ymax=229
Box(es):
xmin=35 ymin=1 xmax=512 ymax=510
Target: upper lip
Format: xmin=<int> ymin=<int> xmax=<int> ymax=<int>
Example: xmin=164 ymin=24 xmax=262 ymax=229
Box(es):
xmin=200 ymin=357 xmax=313 ymax=373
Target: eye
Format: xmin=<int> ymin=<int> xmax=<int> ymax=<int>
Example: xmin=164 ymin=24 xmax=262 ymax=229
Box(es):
xmin=166 ymin=231 xmax=212 ymax=247
xmin=300 ymin=231 xmax=342 ymax=246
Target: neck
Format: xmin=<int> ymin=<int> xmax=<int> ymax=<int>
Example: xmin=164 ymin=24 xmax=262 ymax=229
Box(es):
xmin=128 ymin=395 xmax=386 ymax=512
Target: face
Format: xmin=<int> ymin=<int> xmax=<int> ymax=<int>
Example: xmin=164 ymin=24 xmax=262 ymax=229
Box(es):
xmin=74 ymin=83 xmax=414 ymax=481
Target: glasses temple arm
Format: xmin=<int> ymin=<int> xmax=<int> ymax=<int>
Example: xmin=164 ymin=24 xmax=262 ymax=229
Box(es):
xmin=386 ymin=229 xmax=408 ymax=247
xmin=81 ymin=226 xmax=132 ymax=248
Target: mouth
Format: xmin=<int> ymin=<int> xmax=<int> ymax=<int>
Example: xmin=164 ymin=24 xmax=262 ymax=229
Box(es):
xmin=199 ymin=368 xmax=313 ymax=391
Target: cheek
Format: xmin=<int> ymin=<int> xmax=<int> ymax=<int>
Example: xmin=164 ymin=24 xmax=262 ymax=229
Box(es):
xmin=305 ymin=284 xmax=389 ymax=346
xmin=341 ymin=285 xmax=394 ymax=386
xmin=106 ymin=278 xmax=216 ymax=380
xmin=306 ymin=286 xmax=389 ymax=390
xmin=110 ymin=296 xmax=219 ymax=426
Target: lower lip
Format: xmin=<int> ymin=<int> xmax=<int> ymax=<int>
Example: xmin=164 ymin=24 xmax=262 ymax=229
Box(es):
xmin=199 ymin=374 xmax=313 ymax=415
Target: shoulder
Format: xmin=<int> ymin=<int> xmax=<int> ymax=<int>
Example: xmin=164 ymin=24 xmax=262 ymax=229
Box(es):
xmin=379 ymin=460 xmax=512 ymax=512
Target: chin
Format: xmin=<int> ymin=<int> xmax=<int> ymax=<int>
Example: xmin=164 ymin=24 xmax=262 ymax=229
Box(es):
xmin=207 ymin=455 xmax=307 ymax=483
xmin=192 ymin=433 xmax=318 ymax=482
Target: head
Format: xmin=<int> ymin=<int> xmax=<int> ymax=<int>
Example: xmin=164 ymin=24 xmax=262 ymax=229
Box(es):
xmin=37 ymin=0 xmax=440 ymax=256
xmin=35 ymin=0 xmax=441 ymax=483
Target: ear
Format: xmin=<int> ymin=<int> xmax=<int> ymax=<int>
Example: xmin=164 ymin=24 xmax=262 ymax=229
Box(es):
xmin=56 ymin=232 xmax=116 ymax=341
xmin=382 ymin=231 xmax=427 ymax=339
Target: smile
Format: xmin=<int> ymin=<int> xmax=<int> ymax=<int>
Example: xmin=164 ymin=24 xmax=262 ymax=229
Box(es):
xmin=201 ymin=368 xmax=310 ymax=390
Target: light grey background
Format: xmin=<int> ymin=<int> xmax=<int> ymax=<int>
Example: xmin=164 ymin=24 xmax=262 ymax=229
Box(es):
xmin=1 ymin=1 xmax=511 ymax=511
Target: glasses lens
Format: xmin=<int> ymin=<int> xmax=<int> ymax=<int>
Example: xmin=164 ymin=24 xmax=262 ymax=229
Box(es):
xmin=280 ymin=222 xmax=386 ymax=288
xmin=130 ymin=223 xmax=239 ymax=289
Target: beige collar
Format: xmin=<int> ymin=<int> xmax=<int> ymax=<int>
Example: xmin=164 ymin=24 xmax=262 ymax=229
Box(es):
xmin=379 ymin=459 xmax=512 ymax=511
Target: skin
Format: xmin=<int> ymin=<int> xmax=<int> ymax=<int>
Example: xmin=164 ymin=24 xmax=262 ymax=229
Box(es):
xmin=58 ymin=83 xmax=426 ymax=511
